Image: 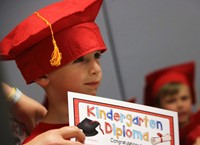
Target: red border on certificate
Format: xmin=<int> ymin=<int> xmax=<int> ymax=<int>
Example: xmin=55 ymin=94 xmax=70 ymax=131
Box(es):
xmin=73 ymin=98 xmax=175 ymax=145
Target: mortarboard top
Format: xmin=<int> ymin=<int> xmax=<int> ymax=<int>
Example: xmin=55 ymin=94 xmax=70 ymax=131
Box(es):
xmin=0 ymin=0 xmax=106 ymax=84
xmin=144 ymin=61 xmax=196 ymax=106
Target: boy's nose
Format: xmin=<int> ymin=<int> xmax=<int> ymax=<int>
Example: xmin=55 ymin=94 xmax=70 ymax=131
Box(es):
xmin=89 ymin=61 xmax=101 ymax=76
xmin=177 ymin=100 xmax=185 ymax=108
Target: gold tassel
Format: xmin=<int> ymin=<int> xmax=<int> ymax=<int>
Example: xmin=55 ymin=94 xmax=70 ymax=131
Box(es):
xmin=34 ymin=12 xmax=62 ymax=67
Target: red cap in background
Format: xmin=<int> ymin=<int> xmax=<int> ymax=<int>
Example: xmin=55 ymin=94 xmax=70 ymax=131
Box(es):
xmin=144 ymin=61 xmax=196 ymax=106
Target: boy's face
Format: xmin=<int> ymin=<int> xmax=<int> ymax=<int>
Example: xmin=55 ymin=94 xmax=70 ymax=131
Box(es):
xmin=159 ymin=84 xmax=192 ymax=127
xmin=47 ymin=50 xmax=102 ymax=97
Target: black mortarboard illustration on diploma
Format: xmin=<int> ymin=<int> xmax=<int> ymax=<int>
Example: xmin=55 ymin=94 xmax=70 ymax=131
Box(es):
xmin=77 ymin=118 xmax=104 ymax=137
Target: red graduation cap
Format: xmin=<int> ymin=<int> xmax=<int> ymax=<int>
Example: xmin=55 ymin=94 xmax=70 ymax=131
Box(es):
xmin=0 ymin=0 xmax=107 ymax=84
xmin=144 ymin=61 xmax=196 ymax=106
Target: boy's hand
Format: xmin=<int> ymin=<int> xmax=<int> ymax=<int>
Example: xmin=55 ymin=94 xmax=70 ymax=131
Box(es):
xmin=193 ymin=137 xmax=200 ymax=145
xmin=24 ymin=126 xmax=85 ymax=145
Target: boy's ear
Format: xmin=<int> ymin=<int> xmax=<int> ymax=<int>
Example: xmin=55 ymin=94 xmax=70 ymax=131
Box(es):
xmin=35 ymin=75 xmax=49 ymax=87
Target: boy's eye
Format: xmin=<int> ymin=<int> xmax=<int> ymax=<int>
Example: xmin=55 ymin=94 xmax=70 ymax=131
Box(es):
xmin=94 ymin=52 xmax=102 ymax=59
xmin=181 ymin=95 xmax=190 ymax=101
xmin=165 ymin=97 xmax=176 ymax=104
xmin=74 ymin=57 xmax=84 ymax=63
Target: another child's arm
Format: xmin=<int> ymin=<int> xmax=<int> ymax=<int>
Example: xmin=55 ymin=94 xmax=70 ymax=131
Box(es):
xmin=24 ymin=126 xmax=85 ymax=145
xmin=1 ymin=82 xmax=47 ymax=133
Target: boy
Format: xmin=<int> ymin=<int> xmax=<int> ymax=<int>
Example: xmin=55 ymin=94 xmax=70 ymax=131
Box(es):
xmin=0 ymin=0 xmax=107 ymax=144
xmin=143 ymin=61 xmax=200 ymax=145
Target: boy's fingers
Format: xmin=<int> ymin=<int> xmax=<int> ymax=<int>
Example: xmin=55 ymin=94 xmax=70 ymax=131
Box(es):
xmin=58 ymin=126 xmax=85 ymax=143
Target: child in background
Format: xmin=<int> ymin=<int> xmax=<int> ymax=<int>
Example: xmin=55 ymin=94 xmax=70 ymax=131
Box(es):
xmin=143 ymin=61 xmax=200 ymax=145
xmin=0 ymin=0 xmax=107 ymax=144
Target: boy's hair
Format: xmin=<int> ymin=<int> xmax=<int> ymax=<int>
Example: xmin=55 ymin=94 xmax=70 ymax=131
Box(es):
xmin=155 ymin=82 xmax=184 ymax=107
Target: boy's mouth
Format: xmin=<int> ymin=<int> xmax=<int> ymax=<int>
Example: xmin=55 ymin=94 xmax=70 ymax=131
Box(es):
xmin=178 ymin=111 xmax=189 ymax=119
xmin=84 ymin=81 xmax=100 ymax=88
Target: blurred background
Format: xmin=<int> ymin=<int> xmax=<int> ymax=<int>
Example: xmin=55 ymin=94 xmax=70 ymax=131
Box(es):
xmin=0 ymin=0 xmax=199 ymax=110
